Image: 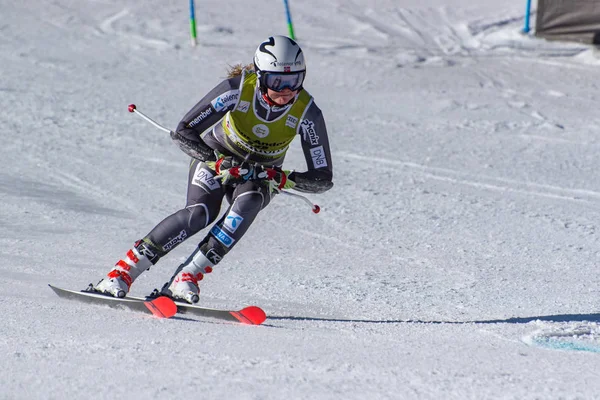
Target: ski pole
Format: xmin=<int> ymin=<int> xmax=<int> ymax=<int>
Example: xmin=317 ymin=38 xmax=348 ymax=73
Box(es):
xmin=128 ymin=104 xmax=172 ymax=134
xmin=127 ymin=104 xmax=321 ymax=214
xmin=281 ymin=190 xmax=320 ymax=214
xmin=214 ymin=169 xmax=321 ymax=214
xmin=213 ymin=165 xmax=321 ymax=214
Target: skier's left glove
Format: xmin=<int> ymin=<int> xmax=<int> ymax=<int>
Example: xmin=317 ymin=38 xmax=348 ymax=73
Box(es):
xmin=264 ymin=168 xmax=295 ymax=193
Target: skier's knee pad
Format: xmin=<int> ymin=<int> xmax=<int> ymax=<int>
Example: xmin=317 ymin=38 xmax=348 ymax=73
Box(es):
xmin=233 ymin=191 xmax=264 ymax=215
xmin=185 ymin=204 xmax=214 ymax=234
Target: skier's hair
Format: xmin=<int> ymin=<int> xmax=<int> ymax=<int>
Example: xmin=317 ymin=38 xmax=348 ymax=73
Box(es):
xmin=226 ymin=63 xmax=255 ymax=78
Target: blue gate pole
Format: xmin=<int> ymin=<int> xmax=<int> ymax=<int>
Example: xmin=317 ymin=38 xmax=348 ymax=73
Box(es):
xmin=282 ymin=0 xmax=296 ymax=40
xmin=523 ymin=0 xmax=532 ymax=33
xmin=189 ymin=0 xmax=197 ymax=46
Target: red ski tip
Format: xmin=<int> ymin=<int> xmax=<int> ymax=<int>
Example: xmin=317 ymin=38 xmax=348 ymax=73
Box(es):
xmin=144 ymin=296 xmax=178 ymax=318
xmin=231 ymin=306 xmax=267 ymax=325
xmin=128 ymin=104 xmax=136 ymax=113
xmin=312 ymin=205 xmax=320 ymax=214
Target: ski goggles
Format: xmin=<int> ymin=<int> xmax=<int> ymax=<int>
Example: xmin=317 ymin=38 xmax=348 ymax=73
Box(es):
xmin=263 ymin=71 xmax=305 ymax=92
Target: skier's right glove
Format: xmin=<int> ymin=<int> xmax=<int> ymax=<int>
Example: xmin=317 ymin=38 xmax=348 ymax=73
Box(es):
xmin=206 ymin=155 xmax=256 ymax=184
xmin=206 ymin=155 xmax=236 ymax=174
xmin=170 ymin=131 xmax=215 ymax=161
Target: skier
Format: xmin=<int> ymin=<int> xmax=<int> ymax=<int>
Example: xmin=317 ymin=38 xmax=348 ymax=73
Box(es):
xmin=94 ymin=35 xmax=334 ymax=303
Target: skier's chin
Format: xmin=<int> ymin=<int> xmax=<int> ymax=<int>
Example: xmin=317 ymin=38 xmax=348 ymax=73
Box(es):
xmin=267 ymin=89 xmax=296 ymax=105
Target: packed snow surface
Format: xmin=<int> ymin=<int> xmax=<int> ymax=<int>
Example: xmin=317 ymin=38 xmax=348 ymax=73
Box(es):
xmin=2 ymin=0 xmax=600 ymax=399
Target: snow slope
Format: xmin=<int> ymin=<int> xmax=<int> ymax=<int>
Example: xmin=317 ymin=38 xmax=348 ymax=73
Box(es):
xmin=1 ymin=0 xmax=600 ymax=399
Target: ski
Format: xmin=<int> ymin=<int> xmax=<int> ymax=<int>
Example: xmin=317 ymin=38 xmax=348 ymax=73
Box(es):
xmin=49 ymin=284 xmax=267 ymax=324
xmin=135 ymin=291 xmax=267 ymax=325
xmin=48 ymin=284 xmax=178 ymax=319
xmin=174 ymin=302 xmax=267 ymax=325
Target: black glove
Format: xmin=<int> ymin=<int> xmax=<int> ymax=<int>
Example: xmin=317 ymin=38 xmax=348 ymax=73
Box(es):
xmin=170 ymin=131 xmax=215 ymax=161
xmin=291 ymin=171 xmax=333 ymax=194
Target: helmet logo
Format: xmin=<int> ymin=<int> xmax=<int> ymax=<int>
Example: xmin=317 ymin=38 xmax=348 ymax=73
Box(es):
xmin=258 ymin=36 xmax=303 ymax=69
xmin=258 ymin=37 xmax=277 ymax=62
xmin=270 ymin=60 xmax=303 ymax=68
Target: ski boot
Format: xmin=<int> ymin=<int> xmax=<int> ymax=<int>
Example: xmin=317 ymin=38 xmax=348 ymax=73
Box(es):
xmin=95 ymin=240 xmax=159 ymax=298
xmin=162 ymin=246 xmax=216 ymax=304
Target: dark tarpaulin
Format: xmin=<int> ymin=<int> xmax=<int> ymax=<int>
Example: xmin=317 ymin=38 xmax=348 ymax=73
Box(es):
xmin=535 ymin=0 xmax=600 ymax=44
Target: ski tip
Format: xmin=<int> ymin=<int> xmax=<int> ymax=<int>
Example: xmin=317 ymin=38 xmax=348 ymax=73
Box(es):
xmin=145 ymin=296 xmax=178 ymax=318
xmin=232 ymin=306 xmax=267 ymax=325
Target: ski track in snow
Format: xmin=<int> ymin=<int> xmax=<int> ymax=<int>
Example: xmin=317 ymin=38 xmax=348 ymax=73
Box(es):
xmin=94 ymin=8 xmax=172 ymax=51
xmin=20 ymin=151 xmax=152 ymax=221
xmin=309 ymin=4 xmax=589 ymax=68
xmin=340 ymin=152 xmax=600 ymax=204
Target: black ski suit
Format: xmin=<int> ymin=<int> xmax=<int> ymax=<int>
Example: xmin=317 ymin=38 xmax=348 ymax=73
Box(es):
xmin=140 ymin=70 xmax=334 ymax=266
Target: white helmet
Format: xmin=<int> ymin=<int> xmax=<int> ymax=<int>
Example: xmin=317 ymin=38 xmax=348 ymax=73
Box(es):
xmin=253 ymin=35 xmax=306 ymax=92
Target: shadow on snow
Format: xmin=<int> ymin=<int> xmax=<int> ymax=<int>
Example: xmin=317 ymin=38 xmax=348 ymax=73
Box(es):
xmin=268 ymin=313 xmax=600 ymax=324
